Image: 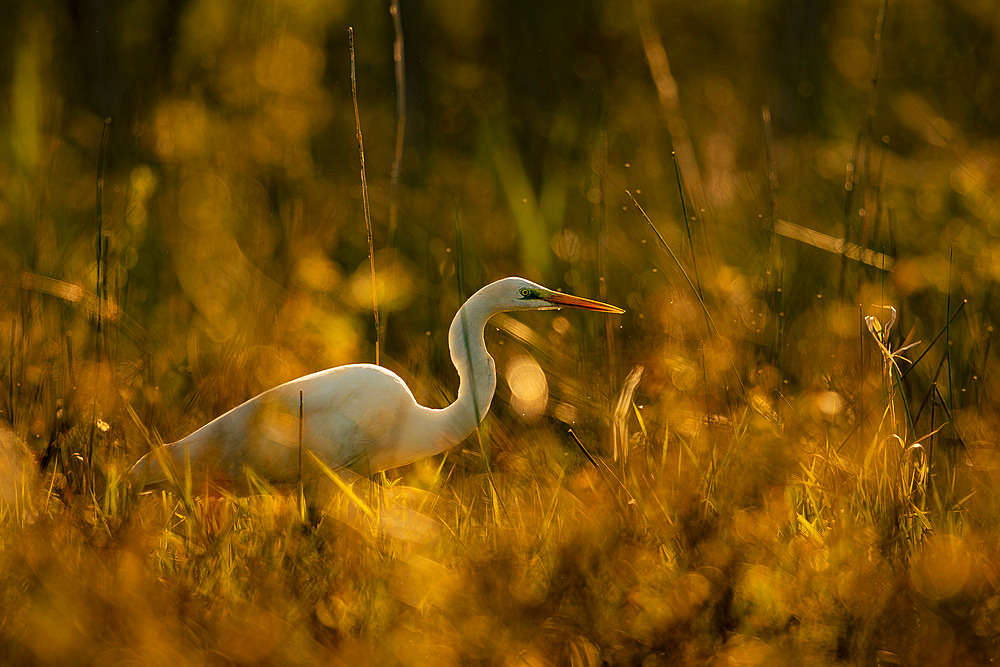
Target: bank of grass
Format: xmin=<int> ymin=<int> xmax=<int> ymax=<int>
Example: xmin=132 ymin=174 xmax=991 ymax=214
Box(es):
xmin=1 ymin=264 xmax=998 ymax=664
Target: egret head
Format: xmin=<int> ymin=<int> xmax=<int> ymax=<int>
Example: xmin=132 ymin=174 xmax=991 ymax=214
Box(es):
xmin=477 ymin=277 xmax=625 ymax=314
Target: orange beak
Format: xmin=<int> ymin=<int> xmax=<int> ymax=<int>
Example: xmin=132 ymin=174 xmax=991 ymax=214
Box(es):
xmin=541 ymin=290 xmax=625 ymax=314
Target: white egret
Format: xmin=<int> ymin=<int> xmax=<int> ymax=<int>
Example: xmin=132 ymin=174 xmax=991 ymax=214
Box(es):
xmin=128 ymin=277 xmax=624 ymax=492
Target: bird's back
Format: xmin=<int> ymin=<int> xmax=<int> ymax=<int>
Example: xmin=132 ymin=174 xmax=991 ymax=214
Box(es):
xmin=129 ymin=363 xmax=423 ymax=490
xmin=243 ymin=363 xmax=422 ymax=478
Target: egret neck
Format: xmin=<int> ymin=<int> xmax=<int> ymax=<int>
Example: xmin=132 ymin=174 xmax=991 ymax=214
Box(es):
xmin=400 ymin=289 xmax=499 ymax=464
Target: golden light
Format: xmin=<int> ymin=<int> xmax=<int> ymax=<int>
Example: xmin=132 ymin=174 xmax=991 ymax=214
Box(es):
xmin=253 ymin=37 xmax=324 ymax=95
xmin=911 ymin=535 xmax=972 ymax=600
xmin=815 ymin=391 xmax=844 ymax=419
xmin=347 ymin=249 xmax=417 ymax=311
xmin=151 ymin=98 xmax=209 ymax=161
xmin=505 ymin=354 xmax=548 ymax=421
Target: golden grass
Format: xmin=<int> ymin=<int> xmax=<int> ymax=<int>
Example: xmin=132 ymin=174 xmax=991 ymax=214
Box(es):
xmin=2 ymin=287 xmax=997 ymax=663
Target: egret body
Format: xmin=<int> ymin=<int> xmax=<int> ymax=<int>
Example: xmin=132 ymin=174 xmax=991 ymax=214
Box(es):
xmin=128 ymin=277 xmax=623 ymax=492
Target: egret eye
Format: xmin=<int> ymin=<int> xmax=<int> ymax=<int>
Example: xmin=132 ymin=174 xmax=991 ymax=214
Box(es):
xmin=520 ymin=288 xmax=531 ymax=297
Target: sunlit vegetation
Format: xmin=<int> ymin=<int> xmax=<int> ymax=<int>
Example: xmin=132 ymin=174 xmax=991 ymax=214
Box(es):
xmin=2 ymin=0 xmax=999 ymax=663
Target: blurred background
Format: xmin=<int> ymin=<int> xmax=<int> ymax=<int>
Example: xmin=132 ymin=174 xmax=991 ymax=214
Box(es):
xmin=6 ymin=0 xmax=998 ymax=437
xmin=2 ymin=0 xmax=1000 ymax=662
xmin=4 ymin=0 xmax=998 ymax=470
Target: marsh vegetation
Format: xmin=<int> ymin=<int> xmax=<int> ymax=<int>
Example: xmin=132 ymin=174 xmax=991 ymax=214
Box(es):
xmin=2 ymin=0 xmax=999 ymax=663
